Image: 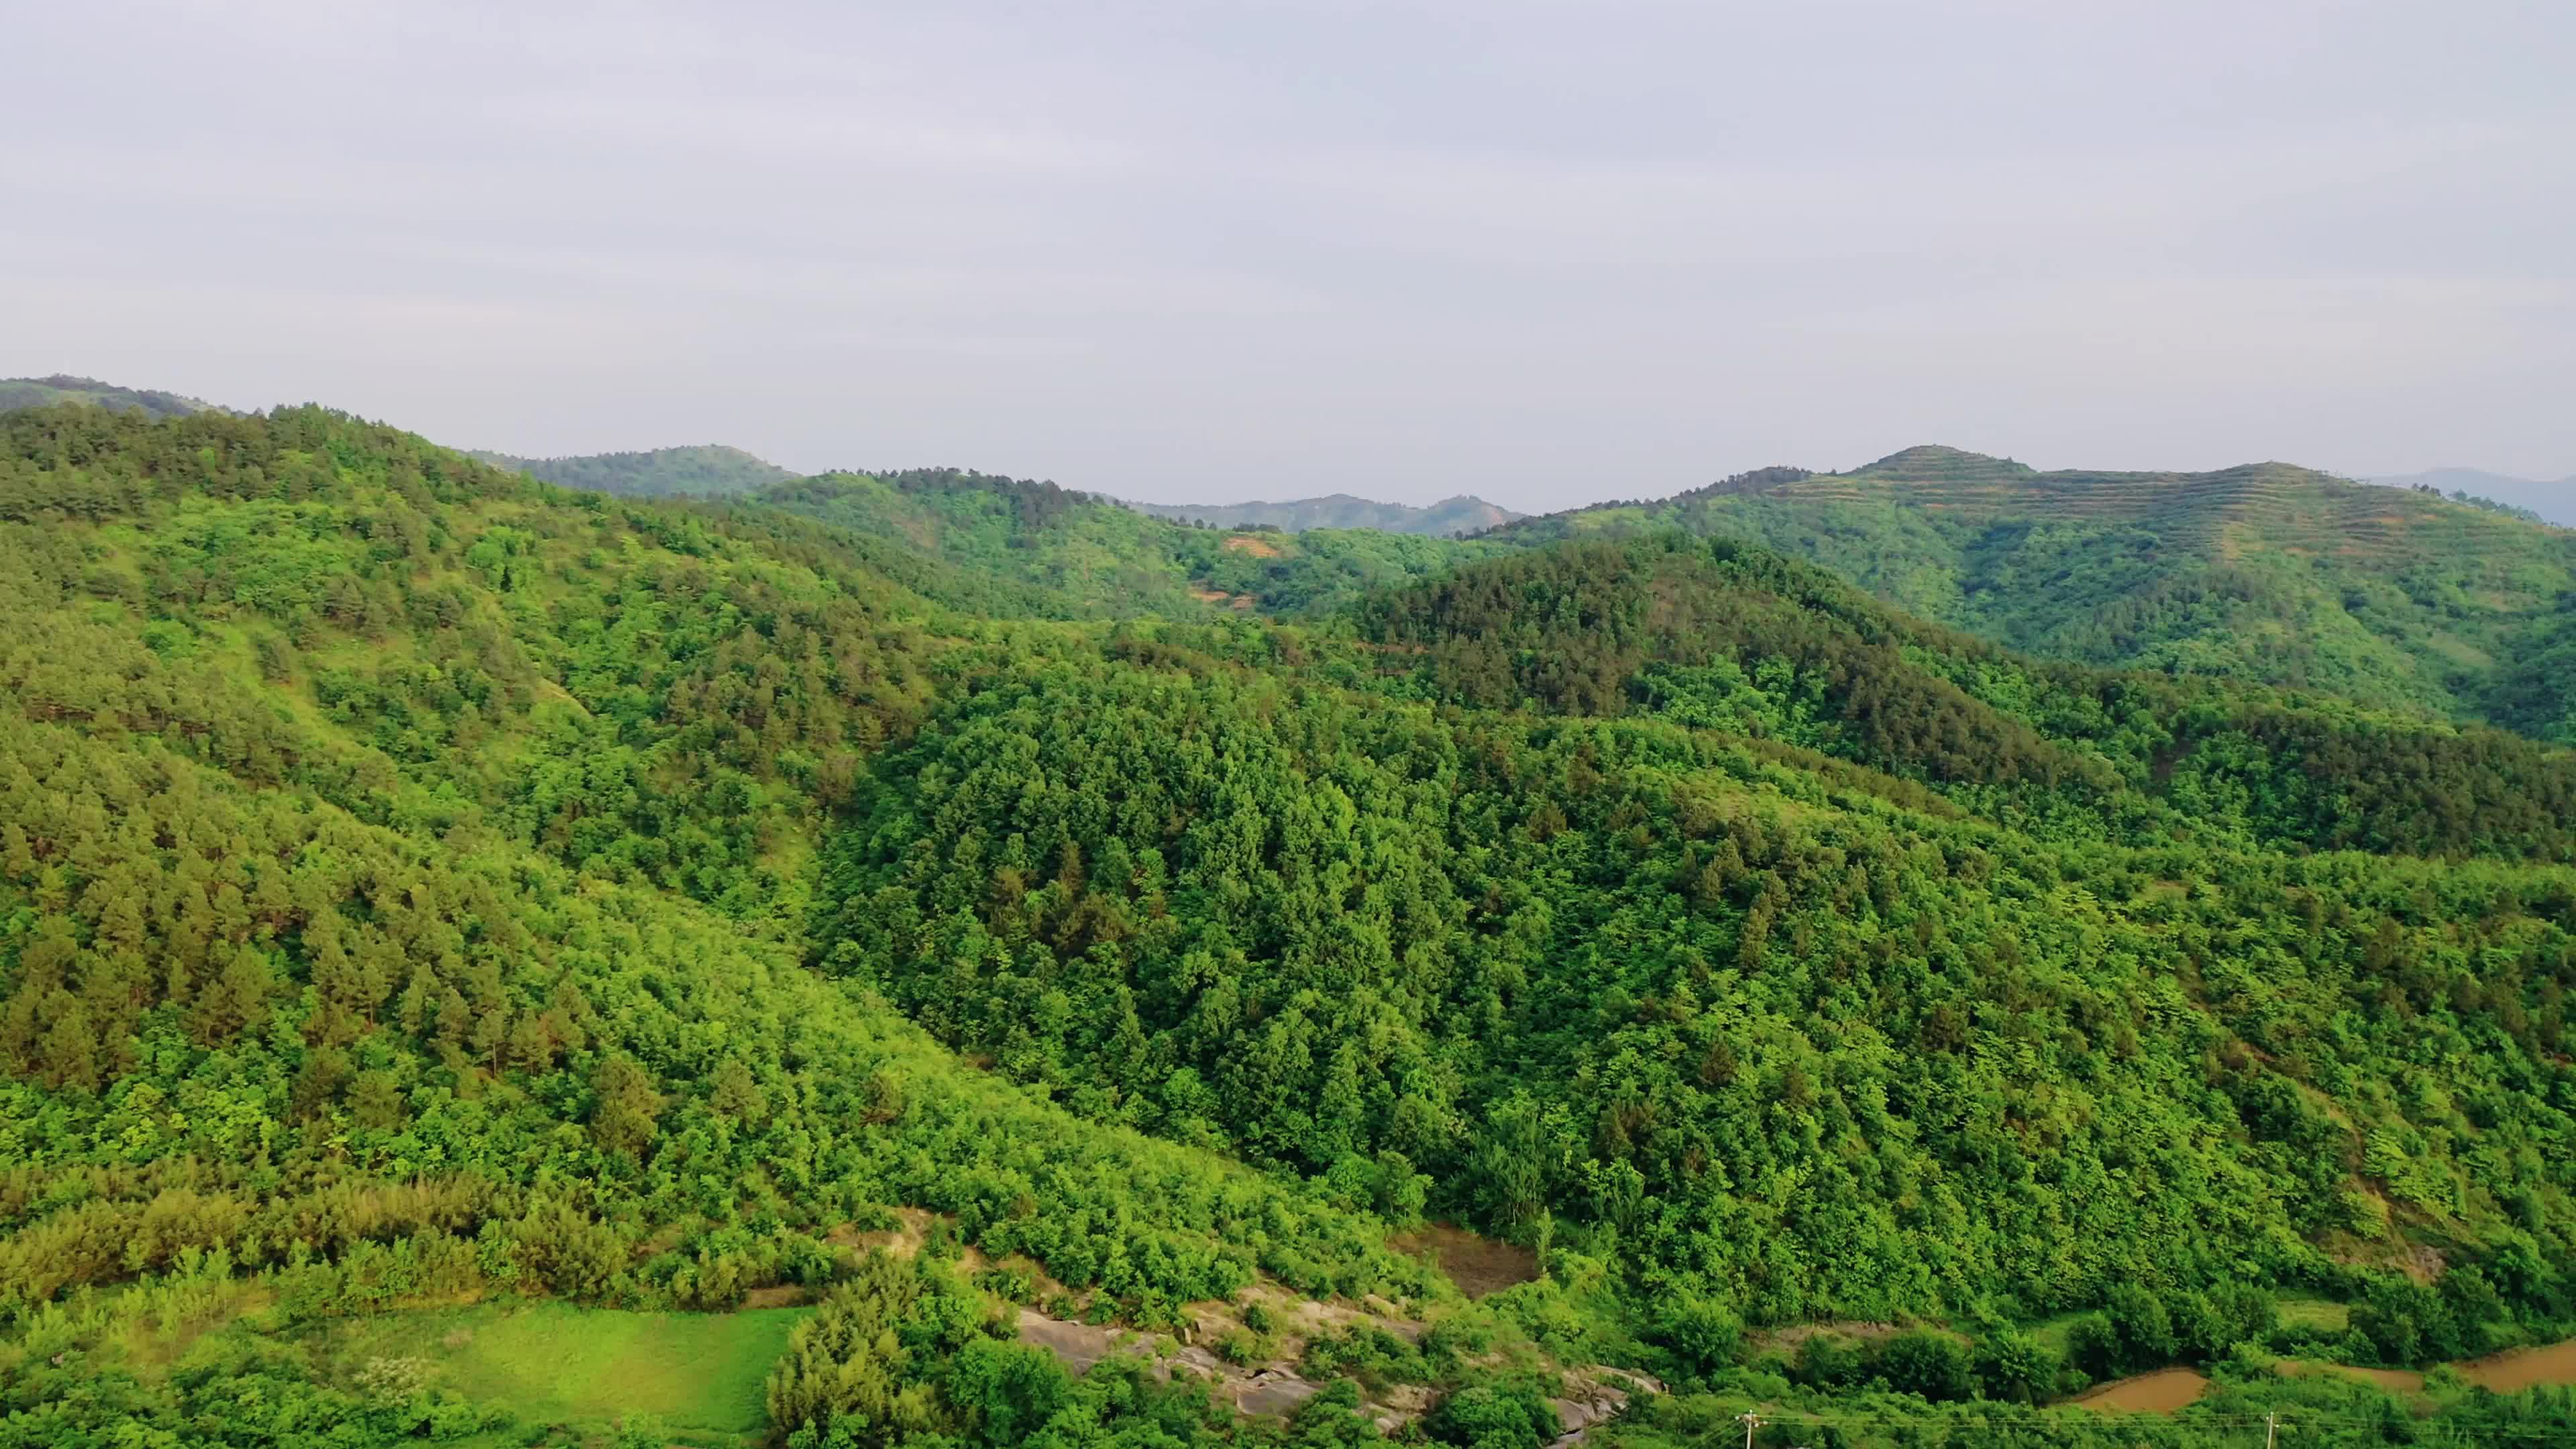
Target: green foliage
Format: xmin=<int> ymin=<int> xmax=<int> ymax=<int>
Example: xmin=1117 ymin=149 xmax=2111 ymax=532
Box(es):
xmin=1299 ymin=1324 xmax=1432 ymax=1386
xmin=7 ymin=402 xmax=2576 ymax=1444
xmin=473 ymin=443 xmax=796 ymax=498
xmin=1612 ymin=1368 xmax=2576 ymax=1449
xmin=0 ymin=373 xmax=223 ymax=421
xmin=757 ymin=469 xmax=1500 ymax=620
xmin=1424 ymin=1375 xmax=1559 ymax=1449
xmin=817 ymin=639 xmax=2576 ymax=1333
xmin=0 ymin=404 xmax=1429 ymax=1434
xmin=1494 ymin=446 xmax=2576 ymax=742
xmin=1130 ymin=494 xmax=1525 ymax=538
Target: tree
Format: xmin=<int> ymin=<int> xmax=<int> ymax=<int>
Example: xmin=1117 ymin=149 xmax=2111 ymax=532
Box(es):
xmin=590 ymin=1053 xmax=663 ymax=1161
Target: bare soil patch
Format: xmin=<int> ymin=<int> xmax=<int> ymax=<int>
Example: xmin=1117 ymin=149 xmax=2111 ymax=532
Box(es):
xmin=2073 ymin=1368 xmax=2210 ymax=1413
xmin=2458 ymin=1338 xmax=2576 ymax=1393
xmin=1390 ymin=1224 xmax=1538 ymax=1299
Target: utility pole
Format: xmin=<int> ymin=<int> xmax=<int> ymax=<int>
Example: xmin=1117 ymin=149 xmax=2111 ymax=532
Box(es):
xmin=1737 ymin=1411 xmax=1760 ymax=1449
xmin=2265 ymin=1411 xmax=2279 ymax=1449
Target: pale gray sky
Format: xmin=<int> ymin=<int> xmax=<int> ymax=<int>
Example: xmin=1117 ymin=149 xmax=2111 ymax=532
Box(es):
xmin=7 ymin=0 xmax=2571 ymax=508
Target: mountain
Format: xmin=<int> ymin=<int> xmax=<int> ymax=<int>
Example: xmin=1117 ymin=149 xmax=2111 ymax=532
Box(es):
xmin=5 ymin=401 xmax=2576 ymax=1444
xmin=755 ymin=468 xmax=1503 ymax=616
xmin=2369 ymin=467 xmax=2576 ymax=527
xmin=0 ymin=372 xmax=226 ymax=419
xmin=1128 ymin=492 xmax=1525 ymax=537
xmin=1496 ymin=445 xmax=2576 ymax=741
xmin=470 ymin=441 xmax=798 ymax=497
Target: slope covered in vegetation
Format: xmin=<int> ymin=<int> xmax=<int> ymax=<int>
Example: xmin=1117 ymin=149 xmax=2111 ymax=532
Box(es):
xmin=758 ymin=469 xmax=1501 ymax=617
xmin=4 ymin=405 xmax=2576 ymax=1446
xmin=1129 ymin=493 xmax=1524 ymax=538
xmin=1493 ymin=448 xmax=2576 ymax=740
xmin=0 ymin=405 xmax=1445 ymax=1444
xmin=471 ymin=442 xmax=799 ymax=498
xmin=0 ymin=373 xmax=226 ymax=421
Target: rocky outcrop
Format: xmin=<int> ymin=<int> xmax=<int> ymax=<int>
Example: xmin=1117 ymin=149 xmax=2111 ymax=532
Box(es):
xmin=1011 ymin=1301 xmax=1656 ymax=1441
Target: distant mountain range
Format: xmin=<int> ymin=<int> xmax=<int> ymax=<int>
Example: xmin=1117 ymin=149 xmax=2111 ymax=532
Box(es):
xmin=0 ymin=374 xmax=226 ymax=419
xmin=1126 ymin=492 xmax=1523 ymax=537
xmin=9 ymin=374 xmax=2571 ymax=739
xmin=1498 ymin=444 xmax=2576 ymax=737
xmin=468 ymin=443 xmax=798 ymax=498
xmin=2367 ymin=468 xmax=2576 ymax=527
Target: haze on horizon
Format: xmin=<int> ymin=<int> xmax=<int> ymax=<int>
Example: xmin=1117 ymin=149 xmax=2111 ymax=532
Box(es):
xmin=5 ymin=0 xmax=2571 ymax=511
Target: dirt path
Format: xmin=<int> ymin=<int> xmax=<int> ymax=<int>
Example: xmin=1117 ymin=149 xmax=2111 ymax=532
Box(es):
xmin=2458 ymin=1338 xmax=2576 ymax=1393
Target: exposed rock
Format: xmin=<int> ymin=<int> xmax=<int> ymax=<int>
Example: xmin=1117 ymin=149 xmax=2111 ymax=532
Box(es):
xmin=1234 ymin=1370 xmax=1323 ymax=1417
xmin=1015 ymin=1308 xmax=1142 ymax=1375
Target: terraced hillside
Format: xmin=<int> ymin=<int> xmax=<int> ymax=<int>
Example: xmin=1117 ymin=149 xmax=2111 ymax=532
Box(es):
xmin=1497 ymin=447 xmax=2576 ymax=738
xmin=0 ymin=372 xmax=227 ymax=419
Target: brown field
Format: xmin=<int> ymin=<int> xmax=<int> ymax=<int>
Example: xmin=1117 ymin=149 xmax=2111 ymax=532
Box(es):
xmin=1389 ymin=1224 xmax=1538 ymax=1299
xmin=2072 ymin=1368 xmax=2210 ymax=1412
xmin=2458 ymin=1338 xmax=2576 ymax=1393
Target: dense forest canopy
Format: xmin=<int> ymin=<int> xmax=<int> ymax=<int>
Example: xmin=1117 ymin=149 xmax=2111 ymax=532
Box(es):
xmin=1 ymin=402 xmax=2575 ymax=1446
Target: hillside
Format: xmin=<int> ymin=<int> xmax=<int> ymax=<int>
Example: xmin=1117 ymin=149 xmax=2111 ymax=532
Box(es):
xmin=3 ymin=405 xmax=2576 ymax=1445
xmin=0 ymin=403 xmax=1464 ymax=1444
xmin=1495 ymin=447 xmax=2576 ymax=741
xmin=1128 ymin=492 xmax=1525 ymax=537
xmin=471 ymin=442 xmax=798 ymax=497
xmin=757 ymin=468 xmax=1501 ymax=616
xmin=0 ymin=372 xmax=226 ymax=419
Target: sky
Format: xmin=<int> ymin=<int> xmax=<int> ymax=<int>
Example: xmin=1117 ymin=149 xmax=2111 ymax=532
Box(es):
xmin=5 ymin=0 xmax=2572 ymax=511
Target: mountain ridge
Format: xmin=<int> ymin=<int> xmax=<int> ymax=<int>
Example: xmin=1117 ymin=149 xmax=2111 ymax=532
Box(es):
xmin=1490 ymin=445 xmax=2576 ymax=739
xmin=1126 ymin=490 xmax=1523 ymax=537
xmin=470 ymin=441 xmax=797 ymax=497
xmin=0 ymin=372 xmax=229 ymax=419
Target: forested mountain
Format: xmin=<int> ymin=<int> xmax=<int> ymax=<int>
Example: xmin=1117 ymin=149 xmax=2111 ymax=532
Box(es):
xmin=1128 ymin=493 xmax=1525 ymax=537
xmin=0 ymin=373 xmax=226 ymax=420
xmin=471 ymin=442 xmax=798 ymax=497
xmin=4 ymin=403 xmax=2576 ymax=1446
xmin=755 ymin=468 xmax=1502 ymax=616
xmin=1493 ymin=447 xmax=2576 ymax=741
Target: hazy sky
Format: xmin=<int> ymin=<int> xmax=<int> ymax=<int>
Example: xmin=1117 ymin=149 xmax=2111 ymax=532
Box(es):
xmin=7 ymin=1 xmax=2572 ymax=508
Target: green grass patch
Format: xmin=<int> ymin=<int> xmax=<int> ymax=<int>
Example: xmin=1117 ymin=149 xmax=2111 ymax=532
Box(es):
xmin=2277 ymin=1297 xmax=2351 ymax=1335
xmin=317 ymin=1302 xmax=809 ymax=1445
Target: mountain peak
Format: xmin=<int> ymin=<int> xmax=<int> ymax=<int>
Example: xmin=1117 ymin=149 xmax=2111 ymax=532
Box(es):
xmin=1851 ymin=445 xmax=2035 ymax=481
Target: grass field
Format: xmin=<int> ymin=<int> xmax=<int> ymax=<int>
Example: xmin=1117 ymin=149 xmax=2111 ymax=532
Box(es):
xmin=316 ymin=1301 xmax=811 ymax=1446
xmin=2275 ymin=1297 xmax=2351 ymax=1336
